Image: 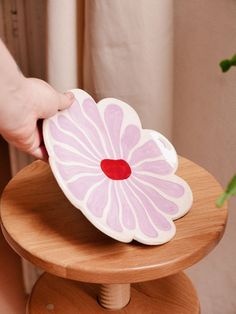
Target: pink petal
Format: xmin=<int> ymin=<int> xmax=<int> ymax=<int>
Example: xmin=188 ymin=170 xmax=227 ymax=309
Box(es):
xmin=56 ymin=162 xmax=99 ymax=181
xmin=53 ymin=145 xmax=98 ymax=166
xmin=57 ymin=114 xmax=100 ymax=159
xmin=82 ymin=99 xmax=114 ymax=158
xmin=127 ymin=181 xmax=172 ymax=231
xmin=131 ymin=177 xmax=178 ymax=216
xmin=133 ymin=160 xmax=173 ymax=175
xmin=117 ymin=183 xmax=136 ymax=230
xmin=49 ymin=120 xmax=98 ymax=161
xmin=104 ymin=104 xmax=123 ymax=158
xmin=122 ymin=181 xmax=158 ymax=238
xmin=121 ymin=125 xmax=140 ymax=159
xmin=134 ymin=173 xmax=184 ymax=198
xmin=67 ymin=174 xmax=104 ymax=200
xmin=69 ymin=100 xmax=107 ymax=158
xmin=129 ymin=140 xmax=161 ymax=165
xmin=87 ymin=179 xmax=110 ymax=217
xmin=106 ymin=185 xmax=123 ymax=232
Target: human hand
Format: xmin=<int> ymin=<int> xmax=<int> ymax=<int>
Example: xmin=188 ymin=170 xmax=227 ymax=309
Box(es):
xmin=0 ymin=77 xmax=74 ymax=160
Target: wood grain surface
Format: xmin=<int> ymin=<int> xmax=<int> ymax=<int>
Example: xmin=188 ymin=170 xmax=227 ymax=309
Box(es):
xmin=27 ymin=272 xmax=199 ymax=314
xmin=0 ymin=157 xmax=227 ymax=283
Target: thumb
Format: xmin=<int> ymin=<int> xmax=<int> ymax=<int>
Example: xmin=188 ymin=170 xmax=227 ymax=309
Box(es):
xmin=58 ymin=91 xmax=75 ymax=111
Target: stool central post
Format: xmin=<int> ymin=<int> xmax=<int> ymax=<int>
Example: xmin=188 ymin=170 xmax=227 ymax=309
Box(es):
xmin=98 ymin=283 xmax=131 ymax=310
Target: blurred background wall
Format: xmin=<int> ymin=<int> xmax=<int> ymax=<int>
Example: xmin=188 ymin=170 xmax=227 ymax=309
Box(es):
xmin=174 ymin=1 xmax=236 ymax=313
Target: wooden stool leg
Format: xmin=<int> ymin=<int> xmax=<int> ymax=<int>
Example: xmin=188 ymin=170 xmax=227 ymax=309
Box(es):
xmin=27 ymin=272 xmax=200 ymax=313
xmin=98 ymin=283 xmax=130 ymax=310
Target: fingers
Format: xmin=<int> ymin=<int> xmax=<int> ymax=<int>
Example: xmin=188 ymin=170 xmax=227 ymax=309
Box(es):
xmin=58 ymin=91 xmax=75 ymax=111
xmin=29 ymin=120 xmax=48 ymax=160
xmin=2 ymin=120 xmax=48 ymax=160
xmin=25 ymin=78 xmax=74 ymax=119
xmin=2 ymin=128 xmax=38 ymax=153
xmin=0 ymin=77 xmax=75 ymax=160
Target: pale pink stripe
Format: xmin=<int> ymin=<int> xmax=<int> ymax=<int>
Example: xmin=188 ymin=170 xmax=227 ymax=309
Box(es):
xmin=131 ymin=177 xmax=178 ymax=216
xmin=67 ymin=174 xmax=104 ymax=201
xmin=87 ymin=179 xmax=110 ymax=217
xmin=121 ymin=125 xmax=140 ymax=159
xmin=57 ymin=114 xmax=100 ymax=159
xmin=56 ymin=162 xmax=99 ymax=181
xmin=133 ymin=160 xmax=173 ymax=176
xmin=122 ymin=181 xmax=158 ymax=238
xmin=129 ymin=140 xmax=161 ymax=165
xmin=53 ymin=145 xmax=98 ymax=166
xmin=134 ymin=173 xmax=184 ymax=198
xmin=82 ymin=98 xmax=114 ymax=158
xmin=106 ymin=184 xmax=123 ymax=232
xmin=49 ymin=120 xmax=97 ymax=162
xmin=127 ymin=180 xmax=172 ymax=231
xmin=68 ymin=100 xmax=107 ymax=158
xmin=116 ymin=183 xmax=136 ymax=230
xmin=104 ymin=104 xmax=123 ymax=158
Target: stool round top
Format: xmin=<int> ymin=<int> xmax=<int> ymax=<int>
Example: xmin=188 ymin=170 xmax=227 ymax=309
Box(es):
xmin=0 ymin=158 xmax=227 ymax=284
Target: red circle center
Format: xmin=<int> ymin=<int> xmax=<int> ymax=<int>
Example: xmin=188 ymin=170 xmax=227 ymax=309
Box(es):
xmin=100 ymin=159 xmax=132 ymax=180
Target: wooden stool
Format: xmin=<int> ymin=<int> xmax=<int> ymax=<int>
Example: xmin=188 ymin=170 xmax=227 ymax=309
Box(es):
xmin=0 ymin=157 xmax=227 ymax=313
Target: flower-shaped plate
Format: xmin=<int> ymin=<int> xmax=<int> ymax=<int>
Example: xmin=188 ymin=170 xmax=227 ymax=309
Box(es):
xmin=43 ymin=89 xmax=193 ymax=245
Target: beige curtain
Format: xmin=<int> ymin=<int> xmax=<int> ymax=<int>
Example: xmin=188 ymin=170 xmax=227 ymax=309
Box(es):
xmin=174 ymin=2 xmax=236 ymax=314
xmin=82 ymin=0 xmax=173 ymax=138
xmin=49 ymin=0 xmax=173 ymax=138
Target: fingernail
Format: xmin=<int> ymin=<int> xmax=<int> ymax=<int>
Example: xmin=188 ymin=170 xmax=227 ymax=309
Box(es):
xmin=64 ymin=91 xmax=74 ymax=100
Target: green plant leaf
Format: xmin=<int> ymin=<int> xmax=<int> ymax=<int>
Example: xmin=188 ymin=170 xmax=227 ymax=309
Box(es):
xmin=216 ymin=174 xmax=236 ymax=207
xmin=225 ymin=175 xmax=236 ymax=195
xmin=216 ymin=192 xmax=229 ymax=207
xmin=217 ymin=55 xmax=236 ymax=207
xmin=220 ymin=60 xmax=231 ymax=72
xmin=219 ymin=54 xmax=236 ymax=72
xmin=231 ymin=54 xmax=236 ymax=65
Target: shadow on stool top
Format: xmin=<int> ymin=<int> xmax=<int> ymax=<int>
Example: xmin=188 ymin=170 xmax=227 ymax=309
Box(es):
xmin=0 ymin=158 xmax=227 ymax=284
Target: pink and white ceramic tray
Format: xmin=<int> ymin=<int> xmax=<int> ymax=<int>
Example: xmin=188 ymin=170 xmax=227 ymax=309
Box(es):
xmin=43 ymin=89 xmax=193 ymax=245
